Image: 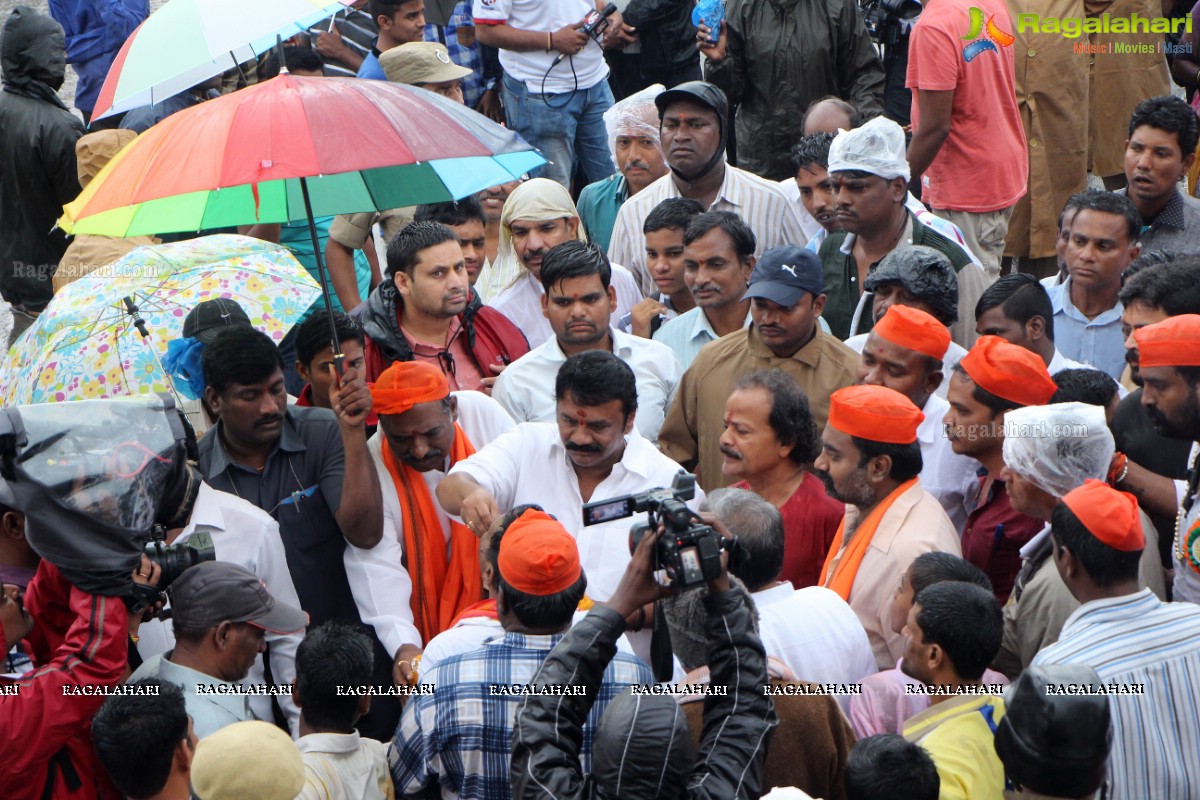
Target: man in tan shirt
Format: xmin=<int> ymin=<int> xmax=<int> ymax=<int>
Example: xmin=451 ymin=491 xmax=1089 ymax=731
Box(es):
xmin=659 ymin=245 xmax=858 ymax=491
xmin=814 ymin=384 xmax=962 ymax=669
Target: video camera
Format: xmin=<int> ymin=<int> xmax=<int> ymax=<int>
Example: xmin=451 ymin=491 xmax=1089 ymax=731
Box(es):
xmin=0 ymin=396 xmax=209 ymax=596
xmin=860 ymin=0 xmax=922 ymax=43
xmin=582 ymin=473 xmax=730 ymax=590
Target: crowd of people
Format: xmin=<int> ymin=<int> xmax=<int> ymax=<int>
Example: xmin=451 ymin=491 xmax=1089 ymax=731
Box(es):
xmin=5 ymin=0 xmax=1200 ymax=798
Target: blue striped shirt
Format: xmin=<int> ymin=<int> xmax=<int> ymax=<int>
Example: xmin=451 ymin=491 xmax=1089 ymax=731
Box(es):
xmin=1032 ymin=589 xmax=1200 ymax=800
xmin=388 ymin=630 xmax=651 ymax=800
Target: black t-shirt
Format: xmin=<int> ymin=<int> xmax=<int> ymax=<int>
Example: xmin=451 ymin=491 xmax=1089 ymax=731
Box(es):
xmin=1112 ymin=388 xmax=1194 ymax=567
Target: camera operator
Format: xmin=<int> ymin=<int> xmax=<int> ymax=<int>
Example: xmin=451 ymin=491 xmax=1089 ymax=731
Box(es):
xmin=510 ymin=524 xmax=777 ymax=800
xmin=2 ymin=554 xmax=160 ymax=800
xmin=858 ymin=0 xmax=923 ymax=129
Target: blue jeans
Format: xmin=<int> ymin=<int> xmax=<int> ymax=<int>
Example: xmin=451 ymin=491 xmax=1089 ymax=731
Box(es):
xmin=502 ymin=72 xmax=616 ymax=188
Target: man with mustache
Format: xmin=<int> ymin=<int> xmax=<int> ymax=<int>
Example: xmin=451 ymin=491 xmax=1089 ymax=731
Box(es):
xmin=1046 ymin=190 xmax=1142 ymax=381
xmin=577 ymin=88 xmax=669 ymax=256
xmin=1134 ymin=315 xmax=1200 ymax=605
xmin=489 ymin=179 xmax=644 ymax=349
xmin=814 ymin=384 xmax=961 ymax=669
xmin=491 ymin=241 xmax=679 ymax=442
xmin=197 ymin=327 xmax=398 ymax=739
xmin=355 ymin=361 xmax=515 ymax=675
xmin=819 ymin=117 xmax=987 ymax=347
xmin=360 ymin=221 xmax=529 ymax=391
xmin=659 ymin=245 xmax=859 ymax=490
xmin=718 ymin=371 xmax=844 ymax=589
xmin=607 ymin=82 xmax=806 ymax=294
xmin=438 ymin=350 xmax=702 ymax=607
xmin=1110 ymin=259 xmax=1200 ymax=572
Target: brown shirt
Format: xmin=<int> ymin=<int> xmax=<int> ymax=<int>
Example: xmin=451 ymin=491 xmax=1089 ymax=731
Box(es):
xmin=658 ymin=324 xmax=859 ymax=492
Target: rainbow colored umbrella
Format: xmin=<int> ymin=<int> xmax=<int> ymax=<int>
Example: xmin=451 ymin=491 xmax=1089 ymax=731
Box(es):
xmin=91 ymin=0 xmax=355 ymax=122
xmin=60 ymin=73 xmax=545 ymax=366
xmin=0 ymin=235 xmax=321 ymax=405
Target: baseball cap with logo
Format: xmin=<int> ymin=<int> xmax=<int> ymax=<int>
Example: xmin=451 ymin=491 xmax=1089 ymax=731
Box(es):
xmin=381 ymin=41 xmax=473 ymax=86
xmin=182 ymin=298 xmax=252 ymax=344
xmin=742 ymin=245 xmax=824 ymax=308
xmin=168 ymin=561 xmax=308 ymax=634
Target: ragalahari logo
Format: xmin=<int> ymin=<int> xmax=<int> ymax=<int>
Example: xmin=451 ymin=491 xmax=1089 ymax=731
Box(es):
xmin=962 ymin=7 xmax=1015 ymax=61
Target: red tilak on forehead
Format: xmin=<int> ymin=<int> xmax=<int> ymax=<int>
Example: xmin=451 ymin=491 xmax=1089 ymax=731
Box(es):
xmin=576 ymin=409 xmax=588 ymax=419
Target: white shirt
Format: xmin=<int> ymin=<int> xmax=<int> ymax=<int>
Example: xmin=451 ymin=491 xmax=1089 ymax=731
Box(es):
xmin=843 ymin=333 xmax=968 ymax=400
xmin=609 ymin=165 xmax=807 ymax=296
xmin=917 ymin=393 xmax=980 ymax=534
xmin=296 ymin=731 xmax=391 ymax=800
xmin=472 ymin=0 xmax=608 ymax=94
xmin=752 ymin=583 xmax=876 ymax=709
xmin=489 ymin=266 xmax=644 ymax=350
xmin=351 ymin=391 xmax=516 ymax=654
xmin=492 ymin=327 xmax=681 ymax=441
xmin=447 ymin=422 xmax=704 ymax=600
xmin=136 ymin=483 xmax=304 ymax=733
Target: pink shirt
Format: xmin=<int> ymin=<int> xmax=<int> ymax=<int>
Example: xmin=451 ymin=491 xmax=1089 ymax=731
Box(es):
xmin=906 ymin=0 xmax=1028 ymax=212
xmin=402 ymin=317 xmax=485 ymax=392
xmin=848 ymin=661 xmax=1010 ymax=739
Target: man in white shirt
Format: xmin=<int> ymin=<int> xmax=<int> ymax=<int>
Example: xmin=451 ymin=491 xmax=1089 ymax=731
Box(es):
xmin=350 ymin=362 xmax=515 ymax=681
xmin=856 ymin=304 xmax=980 ymax=535
xmin=707 ymin=487 xmax=876 ymax=697
xmin=492 ymin=241 xmax=680 ymax=441
xmin=608 ymin=81 xmax=806 ymax=294
xmin=437 ymin=349 xmax=703 ymax=602
xmin=474 ymin=0 xmax=623 ymax=188
xmin=489 ymin=178 xmax=643 ymax=349
xmin=136 ymin=482 xmax=306 ymax=733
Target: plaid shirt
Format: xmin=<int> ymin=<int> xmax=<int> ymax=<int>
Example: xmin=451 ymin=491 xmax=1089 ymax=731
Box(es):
xmin=425 ymin=0 xmax=495 ymax=109
xmin=388 ymin=630 xmax=651 ymax=800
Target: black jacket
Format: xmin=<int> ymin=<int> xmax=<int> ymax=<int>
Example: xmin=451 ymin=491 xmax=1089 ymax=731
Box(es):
xmin=0 ymin=7 xmax=85 ymax=311
xmin=511 ymin=590 xmax=777 ymax=800
xmin=622 ymin=0 xmax=699 ymax=82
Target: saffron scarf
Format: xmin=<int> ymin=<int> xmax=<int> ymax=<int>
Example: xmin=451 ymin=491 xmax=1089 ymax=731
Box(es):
xmin=381 ymin=422 xmax=482 ymax=642
xmin=820 ymin=478 xmax=919 ymax=601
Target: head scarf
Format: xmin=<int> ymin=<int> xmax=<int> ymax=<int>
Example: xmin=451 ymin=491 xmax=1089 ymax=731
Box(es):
xmin=495 ymin=178 xmax=588 ymax=290
xmin=828 ymin=117 xmax=911 ymax=181
xmin=603 ymin=84 xmax=664 ymax=164
xmin=371 ymin=361 xmax=450 ymax=416
xmin=1002 ymin=402 xmax=1114 ymax=497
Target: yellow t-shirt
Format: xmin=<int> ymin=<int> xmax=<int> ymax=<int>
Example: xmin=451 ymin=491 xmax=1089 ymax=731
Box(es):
xmin=903 ymin=694 xmax=1007 ymax=800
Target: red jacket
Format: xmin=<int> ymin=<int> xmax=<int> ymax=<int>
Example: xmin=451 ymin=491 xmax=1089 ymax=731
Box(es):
xmin=359 ymin=283 xmax=529 ymax=383
xmin=2 ymin=561 xmax=127 ymax=800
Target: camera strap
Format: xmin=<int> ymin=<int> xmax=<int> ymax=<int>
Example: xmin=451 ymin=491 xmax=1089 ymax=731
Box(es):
xmin=650 ymin=600 xmax=674 ymax=681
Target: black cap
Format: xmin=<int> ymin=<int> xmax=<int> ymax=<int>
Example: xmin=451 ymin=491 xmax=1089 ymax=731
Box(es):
xmin=654 ymin=81 xmax=729 ymax=125
xmin=183 ymin=298 xmax=252 ymax=343
xmin=993 ymin=664 xmax=1112 ymax=797
xmin=742 ymin=246 xmax=824 ymax=308
xmin=168 ymin=561 xmax=308 ymax=635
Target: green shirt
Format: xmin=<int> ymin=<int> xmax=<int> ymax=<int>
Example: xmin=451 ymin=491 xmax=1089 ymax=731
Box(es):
xmin=818 ymin=212 xmax=973 ymax=340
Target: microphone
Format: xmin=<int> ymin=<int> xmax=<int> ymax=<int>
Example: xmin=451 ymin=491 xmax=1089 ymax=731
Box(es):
xmin=551 ymin=3 xmax=618 ymax=67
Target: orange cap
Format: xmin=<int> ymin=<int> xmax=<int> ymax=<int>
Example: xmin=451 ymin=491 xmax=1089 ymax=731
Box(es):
xmin=828 ymin=385 xmax=925 ymax=444
xmin=370 ymin=361 xmax=450 ymax=416
xmin=872 ymin=304 xmax=952 ymax=360
xmin=497 ymin=510 xmax=582 ymax=596
xmin=1061 ymin=479 xmax=1145 ymax=552
xmin=1133 ymin=314 xmax=1200 ymax=369
xmin=959 ymin=335 xmax=1057 ymax=407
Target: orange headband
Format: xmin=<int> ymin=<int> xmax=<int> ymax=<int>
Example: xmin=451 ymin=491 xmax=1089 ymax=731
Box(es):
xmin=959 ymin=335 xmax=1057 ymax=407
xmin=1061 ymin=479 xmax=1144 ymax=552
xmin=828 ymin=384 xmax=924 ymax=444
xmin=873 ymin=304 xmax=951 ymax=360
xmin=1133 ymin=314 xmax=1200 ymax=369
xmin=370 ymin=361 xmax=449 ymax=416
xmin=498 ymin=510 xmax=582 ymax=596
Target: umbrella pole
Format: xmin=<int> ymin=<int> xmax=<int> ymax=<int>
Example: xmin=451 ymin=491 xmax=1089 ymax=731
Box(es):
xmin=298 ymin=176 xmax=346 ymax=376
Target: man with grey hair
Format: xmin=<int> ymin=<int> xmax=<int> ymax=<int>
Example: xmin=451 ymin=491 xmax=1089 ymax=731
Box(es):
xmin=700 ymin=487 xmax=876 ymax=689
xmin=817 ymin=117 xmax=988 ymax=346
xmin=993 ymin=402 xmax=1165 ymax=677
xmin=718 ymin=370 xmax=844 ymax=589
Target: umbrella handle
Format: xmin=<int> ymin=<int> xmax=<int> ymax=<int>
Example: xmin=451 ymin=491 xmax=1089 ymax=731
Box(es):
xmin=123 ymin=296 xmax=150 ymax=339
xmin=298 ymin=177 xmax=347 ymax=375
